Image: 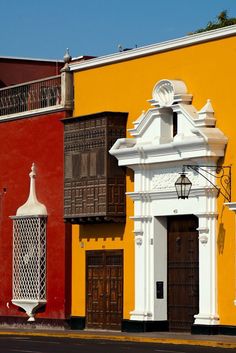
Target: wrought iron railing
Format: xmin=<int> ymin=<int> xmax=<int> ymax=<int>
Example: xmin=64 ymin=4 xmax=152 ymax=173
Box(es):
xmin=0 ymin=75 xmax=61 ymax=116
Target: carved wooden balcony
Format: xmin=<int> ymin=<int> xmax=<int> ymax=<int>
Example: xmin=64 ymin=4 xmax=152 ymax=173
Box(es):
xmin=62 ymin=112 xmax=128 ymax=224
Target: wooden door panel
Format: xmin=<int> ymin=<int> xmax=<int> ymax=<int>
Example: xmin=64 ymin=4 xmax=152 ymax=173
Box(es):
xmin=105 ymin=263 xmax=123 ymax=329
xmin=168 ymin=215 xmax=199 ymax=332
xmin=86 ymin=250 xmax=123 ymax=329
xmin=86 ymin=253 xmax=104 ymax=328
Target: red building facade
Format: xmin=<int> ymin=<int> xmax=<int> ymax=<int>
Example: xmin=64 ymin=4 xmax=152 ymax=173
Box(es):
xmin=0 ymin=54 xmax=74 ymax=326
xmin=0 ymin=111 xmax=71 ymax=324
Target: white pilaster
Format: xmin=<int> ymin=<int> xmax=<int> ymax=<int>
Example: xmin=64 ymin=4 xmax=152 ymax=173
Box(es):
xmin=194 ymin=211 xmax=219 ymax=325
xmin=130 ymin=163 xmax=154 ymax=321
xmin=130 ymin=215 xmax=153 ymax=320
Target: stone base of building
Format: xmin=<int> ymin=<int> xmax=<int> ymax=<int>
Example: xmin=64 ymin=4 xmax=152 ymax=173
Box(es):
xmin=0 ymin=316 xmax=71 ymax=330
xmin=121 ymin=319 xmax=168 ymax=332
xmin=192 ymin=324 xmax=236 ymax=335
xmin=191 ymin=324 xmax=219 ymax=335
xmin=1 ymin=316 xmax=236 ymax=336
xmin=0 ymin=315 xmax=87 ymax=330
xmin=69 ymin=316 xmax=86 ymax=330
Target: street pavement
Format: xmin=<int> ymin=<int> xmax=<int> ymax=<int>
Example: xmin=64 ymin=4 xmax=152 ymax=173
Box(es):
xmin=0 ymin=327 xmax=236 ymax=350
xmin=0 ymin=335 xmax=235 ymax=353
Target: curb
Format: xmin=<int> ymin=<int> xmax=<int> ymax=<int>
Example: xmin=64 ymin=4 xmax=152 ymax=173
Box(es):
xmin=0 ymin=331 xmax=236 ymax=349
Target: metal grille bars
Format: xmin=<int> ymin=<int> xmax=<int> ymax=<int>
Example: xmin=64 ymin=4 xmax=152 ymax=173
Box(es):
xmin=0 ymin=75 xmax=61 ymax=116
xmin=12 ymin=216 xmax=47 ymax=301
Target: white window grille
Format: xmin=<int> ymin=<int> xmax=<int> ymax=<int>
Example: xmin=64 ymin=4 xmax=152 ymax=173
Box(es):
xmin=12 ymin=216 xmax=47 ymax=301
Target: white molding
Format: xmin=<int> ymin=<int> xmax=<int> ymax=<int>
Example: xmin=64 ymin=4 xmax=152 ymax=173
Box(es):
xmin=69 ymin=26 xmax=236 ymax=72
xmin=194 ymin=313 xmax=219 ymax=326
xmin=12 ymin=299 xmax=46 ymax=321
xmin=225 ymin=202 xmax=236 ymax=211
xmin=130 ymin=310 xmax=153 ymax=320
xmin=130 ymin=216 xmax=152 ymax=221
xmin=195 ymin=212 xmax=218 ymax=218
xmin=133 ymin=229 xmax=144 ymax=236
xmin=128 ymin=108 xmax=161 ymax=137
xmin=110 ymin=140 xmax=225 ymax=167
xmin=127 ymin=187 xmax=218 ymax=201
xmin=0 ymin=104 xmax=67 ymax=123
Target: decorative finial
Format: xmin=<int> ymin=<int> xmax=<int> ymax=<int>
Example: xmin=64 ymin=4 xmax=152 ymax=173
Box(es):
xmin=29 ymin=162 xmax=36 ymax=179
xmin=16 ymin=163 xmax=47 ymax=216
xmin=61 ymin=48 xmax=72 ymax=72
xmin=198 ymin=99 xmax=214 ymax=115
xmin=196 ymin=98 xmax=216 ymax=126
xmin=63 ymin=48 xmax=72 ymax=64
xmin=118 ymin=44 xmax=123 ymax=52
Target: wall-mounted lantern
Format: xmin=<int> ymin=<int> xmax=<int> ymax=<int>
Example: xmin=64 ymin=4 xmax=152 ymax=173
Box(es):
xmin=175 ymin=171 xmax=192 ymax=199
xmin=175 ymin=165 xmax=231 ymax=202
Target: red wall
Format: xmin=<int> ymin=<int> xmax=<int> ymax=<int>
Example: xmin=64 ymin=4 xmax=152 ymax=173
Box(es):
xmin=0 ymin=59 xmax=64 ymax=87
xmin=0 ymin=111 xmax=70 ymax=320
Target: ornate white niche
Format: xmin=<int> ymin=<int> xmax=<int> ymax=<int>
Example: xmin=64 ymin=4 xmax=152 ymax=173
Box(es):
xmin=11 ymin=164 xmax=47 ymax=321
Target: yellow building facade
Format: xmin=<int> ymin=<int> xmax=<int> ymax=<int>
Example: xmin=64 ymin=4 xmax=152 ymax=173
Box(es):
xmin=67 ymin=26 xmax=236 ymax=334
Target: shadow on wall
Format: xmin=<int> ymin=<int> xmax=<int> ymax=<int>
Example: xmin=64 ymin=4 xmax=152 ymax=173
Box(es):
xmin=217 ymin=222 xmax=226 ymax=255
xmin=79 ymin=223 xmax=125 ymax=241
xmin=126 ymin=167 xmax=134 ymax=184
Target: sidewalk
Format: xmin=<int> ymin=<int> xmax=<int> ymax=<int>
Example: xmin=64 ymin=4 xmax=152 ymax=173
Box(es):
xmin=0 ymin=328 xmax=236 ymax=349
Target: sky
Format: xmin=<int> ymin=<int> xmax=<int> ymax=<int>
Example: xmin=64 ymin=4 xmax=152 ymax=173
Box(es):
xmin=1 ymin=0 xmax=236 ymax=60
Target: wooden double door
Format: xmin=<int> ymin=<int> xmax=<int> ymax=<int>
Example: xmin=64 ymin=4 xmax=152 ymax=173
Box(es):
xmin=86 ymin=250 xmax=123 ymax=330
xmin=168 ymin=215 xmax=199 ymax=332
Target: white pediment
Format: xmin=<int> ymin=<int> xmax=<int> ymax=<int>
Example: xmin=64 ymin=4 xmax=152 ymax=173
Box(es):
xmin=110 ymin=79 xmax=227 ymax=167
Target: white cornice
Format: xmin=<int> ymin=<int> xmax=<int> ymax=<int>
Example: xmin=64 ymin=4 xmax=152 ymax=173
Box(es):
xmin=110 ymin=136 xmax=226 ymax=167
xmin=69 ymin=25 xmax=236 ymax=72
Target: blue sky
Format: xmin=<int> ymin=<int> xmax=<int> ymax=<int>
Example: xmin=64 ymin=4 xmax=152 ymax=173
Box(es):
xmin=1 ymin=0 xmax=236 ymax=60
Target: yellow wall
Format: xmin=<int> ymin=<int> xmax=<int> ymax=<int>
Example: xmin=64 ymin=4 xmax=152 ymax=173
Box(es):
xmin=72 ymin=35 xmax=236 ymax=324
xmin=71 ymin=169 xmax=134 ymax=319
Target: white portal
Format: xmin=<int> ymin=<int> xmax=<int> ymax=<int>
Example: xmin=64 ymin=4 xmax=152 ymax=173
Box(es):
xmin=110 ymin=79 xmax=228 ymax=328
